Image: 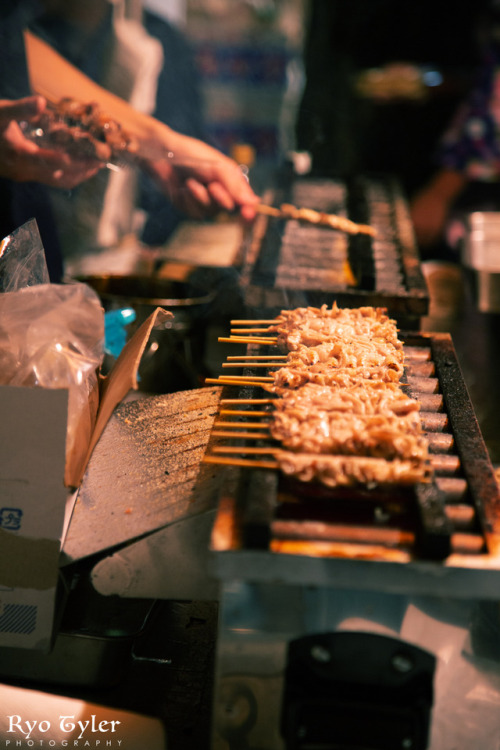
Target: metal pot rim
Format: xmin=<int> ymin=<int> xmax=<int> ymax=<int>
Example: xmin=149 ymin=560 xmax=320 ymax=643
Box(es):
xmin=79 ymin=274 xmax=216 ymax=308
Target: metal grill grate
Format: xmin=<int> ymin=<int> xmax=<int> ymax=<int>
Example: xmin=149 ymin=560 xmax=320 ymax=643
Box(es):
xmin=242 ymin=176 xmax=429 ymax=329
xmin=207 ymin=332 xmax=500 ymax=564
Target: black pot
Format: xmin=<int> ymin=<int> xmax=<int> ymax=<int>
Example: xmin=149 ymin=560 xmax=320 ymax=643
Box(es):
xmin=81 ymin=274 xmax=216 ymax=393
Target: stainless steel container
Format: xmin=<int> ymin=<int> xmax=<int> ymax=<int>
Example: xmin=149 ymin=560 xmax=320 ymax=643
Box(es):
xmin=462 ymin=212 xmax=500 ymax=312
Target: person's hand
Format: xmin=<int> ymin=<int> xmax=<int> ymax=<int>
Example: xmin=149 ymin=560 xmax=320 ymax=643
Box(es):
xmin=410 ymin=189 xmax=450 ymax=248
xmin=410 ymin=169 xmax=467 ymax=248
xmin=0 ymin=96 xmax=103 ymax=189
xmin=142 ymin=132 xmax=260 ymax=222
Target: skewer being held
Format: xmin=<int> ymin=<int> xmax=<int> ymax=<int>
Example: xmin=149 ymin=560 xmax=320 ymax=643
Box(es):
xmin=257 ymin=202 xmax=376 ymax=236
xmin=141 ymin=131 xmax=260 ymax=223
xmin=16 ymin=93 xmax=261 ymax=223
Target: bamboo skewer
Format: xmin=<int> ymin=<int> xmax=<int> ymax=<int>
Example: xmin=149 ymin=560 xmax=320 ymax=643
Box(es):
xmin=230 ymin=328 xmax=271 ymax=334
xmin=219 ymin=375 xmax=274 ymax=381
xmin=226 ymin=332 xmax=269 ymax=338
xmin=256 ymin=204 xmax=282 ymax=218
xmin=220 ymin=399 xmax=274 ymax=405
xmin=219 ymin=410 xmax=270 ymax=417
xmin=203 ymin=455 xmax=280 ymax=469
xmin=222 ymin=362 xmax=282 ymax=369
xmin=226 ymin=355 xmax=287 ymax=361
xmin=205 ymin=377 xmax=271 ymax=387
xmin=231 ymin=319 xmax=278 ymax=325
xmin=256 ymin=203 xmax=376 ymax=237
xmin=211 ymin=431 xmax=271 ymax=440
xmin=212 ymin=446 xmax=276 ymax=455
xmin=218 ymin=336 xmax=278 ymax=345
xmin=208 ymin=376 xmax=269 ymax=382
xmin=214 ymin=421 xmax=270 ymax=430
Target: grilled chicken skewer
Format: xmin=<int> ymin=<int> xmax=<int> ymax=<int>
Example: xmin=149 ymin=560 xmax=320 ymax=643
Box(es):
xmin=257 ymin=202 xmax=376 ymax=236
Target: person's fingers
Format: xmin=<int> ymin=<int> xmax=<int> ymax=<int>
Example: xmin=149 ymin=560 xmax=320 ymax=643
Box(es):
xmin=184 ymin=177 xmax=214 ymax=208
xmin=205 ymin=177 xmax=259 ymax=219
xmin=147 ymin=146 xmax=260 ymax=219
xmin=5 ymin=144 xmax=102 ymax=187
xmin=3 ymin=123 xmax=40 ymax=154
xmin=0 ymin=96 xmax=45 ymax=126
xmin=47 ymin=164 xmax=102 ymax=189
xmin=175 ymin=155 xmax=259 ymax=206
xmin=210 ymin=159 xmax=259 ymax=206
xmin=180 ymin=175 xmax=259 ymax=220
xmin=206 ymin=180 xmax=236 ymax=212
xmin=43 ymin=150 xmax=103 ymax=188
xmin=240 ymin=202 xmax=258 ymax=222
xmin=173 ymin=178 xmax=212 ymax=218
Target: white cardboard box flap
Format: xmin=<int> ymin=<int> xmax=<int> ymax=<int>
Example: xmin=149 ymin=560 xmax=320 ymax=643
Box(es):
xmin=0 ymin=306 xmax=171 ymax=649
xmin=70 ymin=306 xmax=172 ymax=487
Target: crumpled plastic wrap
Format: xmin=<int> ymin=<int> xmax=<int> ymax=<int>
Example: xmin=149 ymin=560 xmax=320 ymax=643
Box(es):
xmin=0 ymin=220 xmax=104 ymax=486
xmin=0 ymin=218 xmax=50 ymax=292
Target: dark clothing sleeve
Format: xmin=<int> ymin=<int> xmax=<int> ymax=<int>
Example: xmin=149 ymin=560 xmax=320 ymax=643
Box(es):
xmin=139 ymin=11 xmax=209 ymax=246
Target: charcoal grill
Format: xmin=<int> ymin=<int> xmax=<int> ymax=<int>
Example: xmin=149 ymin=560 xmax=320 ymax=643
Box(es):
xmin=206 ymin=332 xmax=500 ymax=750
xmin=207 ymin=332 xmax=500 ymax=565
xmin=241 ymin=175 xmax=428 ymax=329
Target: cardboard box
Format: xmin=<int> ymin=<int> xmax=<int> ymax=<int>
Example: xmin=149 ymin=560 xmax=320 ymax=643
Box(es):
xmin=0 ymin=307 xmax=171 ymax=651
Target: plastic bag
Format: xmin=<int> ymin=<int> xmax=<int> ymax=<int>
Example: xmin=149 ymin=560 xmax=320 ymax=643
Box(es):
xmin=0 ymin=219 xmax=50 ymax=292
xmin=0 ymin=221 xmax=104 ymax=486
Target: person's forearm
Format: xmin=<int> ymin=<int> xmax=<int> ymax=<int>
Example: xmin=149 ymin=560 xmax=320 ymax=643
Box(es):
xmin=424 ymin=168 xmax=467 ymax=206
xmin=409 ymin=168 xmax=468 ymax=248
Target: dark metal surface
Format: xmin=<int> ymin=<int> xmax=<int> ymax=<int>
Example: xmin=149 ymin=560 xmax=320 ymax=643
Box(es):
xmin=281 ymin=632 xmax=435 ymax=750
xmin=413 ymin=482 xmax=452 ymax=560
xmin=430 ymin=332 xmax=500 ymax=555
xmin=446 ymin=304 xmax=500 ymax=465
